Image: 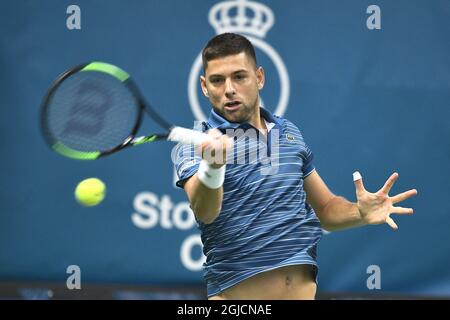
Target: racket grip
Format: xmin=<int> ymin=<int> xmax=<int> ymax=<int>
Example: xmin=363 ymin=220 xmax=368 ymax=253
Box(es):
xmin=168 ymin=126 xmax=211 ymax=145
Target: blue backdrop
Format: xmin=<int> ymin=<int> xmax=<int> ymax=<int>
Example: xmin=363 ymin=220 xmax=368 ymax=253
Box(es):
xmin=1 ymin=0 xmax=449 ymax=297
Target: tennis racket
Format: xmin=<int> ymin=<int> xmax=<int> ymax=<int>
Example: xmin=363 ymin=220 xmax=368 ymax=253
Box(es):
xmin=40 ymin=61 xmax=209 ymax=160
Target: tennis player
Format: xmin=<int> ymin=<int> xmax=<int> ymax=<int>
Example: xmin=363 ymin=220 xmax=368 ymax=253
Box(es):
xmin=175 ymin=33 xmax=417 ymax=300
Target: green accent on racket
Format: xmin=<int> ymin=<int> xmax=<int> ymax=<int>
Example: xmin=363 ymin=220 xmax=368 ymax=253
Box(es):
xmin=81 ymin=62 xmax=130 ymax=82
xmin=52 ymin=142 xmax=101 ymax=160
xmin=132 ymin=135 xmax=158 ymax=146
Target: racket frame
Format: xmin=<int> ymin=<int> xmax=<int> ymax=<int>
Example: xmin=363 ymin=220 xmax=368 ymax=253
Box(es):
xmin=40 ymin=62 xmax=173 ymax=160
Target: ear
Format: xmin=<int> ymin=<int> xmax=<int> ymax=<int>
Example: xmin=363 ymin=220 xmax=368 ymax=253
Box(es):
xmin=200 ymin=75 xmax=209 ymax=97
xmin=256 ymin=67 xmax=265 ymax=90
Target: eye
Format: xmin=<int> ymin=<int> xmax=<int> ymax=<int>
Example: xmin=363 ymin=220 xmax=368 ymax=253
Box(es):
xmin=234 ymin=74 xmax=246 ymax=81
xmin=210 ymin=77 xmax=223 ymax=84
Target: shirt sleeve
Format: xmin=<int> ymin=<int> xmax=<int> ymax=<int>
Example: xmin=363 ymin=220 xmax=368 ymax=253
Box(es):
xmin=174 ymin=122 xmax=208 ymax=188
xmin=174 ymin=142 xmax=202 ymax=188
xmin=302 ymin=143 xmax=315 ymax=177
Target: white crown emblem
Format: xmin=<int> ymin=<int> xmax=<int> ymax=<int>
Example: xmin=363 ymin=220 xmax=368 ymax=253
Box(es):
xmin=209 ymin=0 xmax=274 ymax=38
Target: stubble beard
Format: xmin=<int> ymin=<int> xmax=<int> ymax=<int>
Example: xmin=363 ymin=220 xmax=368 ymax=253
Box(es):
xmin=216 ymin=95 xmax=260 ymax=124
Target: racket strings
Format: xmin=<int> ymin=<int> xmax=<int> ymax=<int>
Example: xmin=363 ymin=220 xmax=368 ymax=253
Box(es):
xmin=44 ymin=71 xmax=140 ymax=153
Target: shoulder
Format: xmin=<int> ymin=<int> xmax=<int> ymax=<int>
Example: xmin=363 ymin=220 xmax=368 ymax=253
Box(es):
xmin=276 ymin=116 xmax=306 ymax=140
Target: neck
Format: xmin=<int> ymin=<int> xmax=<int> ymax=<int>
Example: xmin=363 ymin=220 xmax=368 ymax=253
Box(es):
xmin=248 ymin=106 xmax=266 ymax=131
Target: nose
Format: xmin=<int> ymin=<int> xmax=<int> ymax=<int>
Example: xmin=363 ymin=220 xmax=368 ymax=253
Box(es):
xmin=224 ymin=78 xmax=236 ymax=97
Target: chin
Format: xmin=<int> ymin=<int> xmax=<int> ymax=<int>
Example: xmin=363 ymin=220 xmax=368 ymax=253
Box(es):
xmin=223 ymin=111 xmax=244 ymax=123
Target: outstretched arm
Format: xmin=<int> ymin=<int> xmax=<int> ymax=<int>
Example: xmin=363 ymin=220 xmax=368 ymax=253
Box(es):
xmin=304 ymin=170 xmax=418 ymax=232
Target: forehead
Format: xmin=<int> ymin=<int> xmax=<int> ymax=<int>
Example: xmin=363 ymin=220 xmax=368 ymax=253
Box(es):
xmin=205 ymin=52 xmax=255 ymax=76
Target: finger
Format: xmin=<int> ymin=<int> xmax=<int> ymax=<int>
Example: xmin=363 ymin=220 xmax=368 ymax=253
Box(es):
xmin=198 ymin=140 xmax=212 ymax=157
xmin=214 ymin=139 xmax=225 ymax=163
xmin=221 ymin=136 xmax=232 ymax=153
xmin=222 ymin=136 xmax=234 ymax=162
xmin=391 ymin=189 xmax=418 ymax=204
xmin=391 ymin=206 xmax=414 ymax=214
xmin=380 ymin=172 xmax=398 ymax=195
xmin=200 ymin=141 xmax=217 ymax=162
xmin=353 ymin=171 xmax=366 ymax=197
xmin=386 ymin=216 xmax=398 ymax=230
xmin=196 ymin=141 xmax=207 ymax=157
xmin=217 ymin=134 xmax=232 ymax=149
xmin=209 ymin=139 xmax=228 ymax=165
xmin=224 ymin=135 xmax=234 ymax=149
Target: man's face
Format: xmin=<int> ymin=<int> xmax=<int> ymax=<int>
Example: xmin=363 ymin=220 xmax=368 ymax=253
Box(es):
xmin=200 ymin=52 xmax=265 ymax=123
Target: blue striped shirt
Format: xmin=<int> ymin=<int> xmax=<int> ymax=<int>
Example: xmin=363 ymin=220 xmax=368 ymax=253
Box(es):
xmin=175 ymin=108 xmax=323 ymax=297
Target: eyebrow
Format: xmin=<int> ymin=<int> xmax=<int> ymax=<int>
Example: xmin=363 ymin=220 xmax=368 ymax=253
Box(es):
xmin=208 ymin=69 xmax=249 ymax=78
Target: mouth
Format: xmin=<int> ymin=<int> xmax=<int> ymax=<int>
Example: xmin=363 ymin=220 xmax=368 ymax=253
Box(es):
xmin=224 ymin=100 xmax=242 ymax=111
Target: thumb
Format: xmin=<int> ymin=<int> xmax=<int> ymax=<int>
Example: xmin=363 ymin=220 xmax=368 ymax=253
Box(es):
xmin=353 ymin=171 xmax=366 ymax=197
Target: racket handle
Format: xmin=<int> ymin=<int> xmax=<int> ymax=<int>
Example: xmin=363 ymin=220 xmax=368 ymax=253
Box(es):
xmin=168 ymin=126 xmax=211 ymax=145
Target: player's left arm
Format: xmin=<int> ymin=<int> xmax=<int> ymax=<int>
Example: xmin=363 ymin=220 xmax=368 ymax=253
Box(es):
xmin=304 ymin=170 xmax=418 ymax=231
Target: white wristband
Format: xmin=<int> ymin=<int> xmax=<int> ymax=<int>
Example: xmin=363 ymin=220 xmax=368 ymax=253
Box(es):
xmin=197 ymin=160 xmax=225 ymax=189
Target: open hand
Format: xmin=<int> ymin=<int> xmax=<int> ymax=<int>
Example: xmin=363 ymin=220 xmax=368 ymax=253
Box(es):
xmin=353 ymin=171 xmax=418 ymax=229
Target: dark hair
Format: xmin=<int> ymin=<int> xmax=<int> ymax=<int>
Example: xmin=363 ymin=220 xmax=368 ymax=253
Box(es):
xmin=202 ymin=33 xmax=257 ymax=71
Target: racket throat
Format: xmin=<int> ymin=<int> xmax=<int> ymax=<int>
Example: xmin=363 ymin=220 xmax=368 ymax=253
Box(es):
xmin=130 ymin=135 xmax=166 ymax=146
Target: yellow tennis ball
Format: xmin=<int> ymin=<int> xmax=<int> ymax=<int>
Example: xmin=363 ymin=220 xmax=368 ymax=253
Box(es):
xmin=74 ymin=178 xmax=106 ymax=207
